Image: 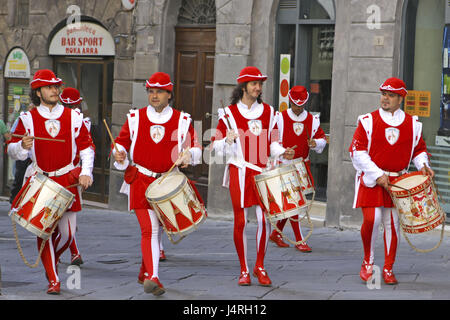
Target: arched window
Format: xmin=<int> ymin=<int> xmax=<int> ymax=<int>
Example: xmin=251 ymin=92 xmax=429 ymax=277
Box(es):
xmin=177 ymin=0 xmax=216 ymax=25
xmin=275 ymin=0 xmax=335 ymax=201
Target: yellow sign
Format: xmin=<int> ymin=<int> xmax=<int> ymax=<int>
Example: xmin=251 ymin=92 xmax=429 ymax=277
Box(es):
xmin=4 ymin=48 xmax=30 ymax=79
xmin=404 ymin=90 xmax=431 ymax=117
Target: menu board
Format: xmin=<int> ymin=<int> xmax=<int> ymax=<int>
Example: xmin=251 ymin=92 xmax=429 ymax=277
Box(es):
xmin=404 ymin=90 xmax=431 ymax=117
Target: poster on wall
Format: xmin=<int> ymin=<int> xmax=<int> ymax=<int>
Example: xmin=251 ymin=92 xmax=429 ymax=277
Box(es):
xmin=279 ymin=54 xmax=291 ymax=112
xmin=4 ymin=47 xmax=30 ymax=79
xmin=404 ymin=90 xmax=431 ymax=118
xmin=49 ymin=22 xmax=115 ymax=56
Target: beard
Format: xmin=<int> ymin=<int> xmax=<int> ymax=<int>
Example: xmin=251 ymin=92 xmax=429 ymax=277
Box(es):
xmin=40 ymin=94 xmax=59 ymax=107
xmin=244 ymin=87 xmax=262 ymax=102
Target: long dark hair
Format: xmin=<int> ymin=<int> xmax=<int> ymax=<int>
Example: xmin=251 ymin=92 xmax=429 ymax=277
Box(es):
xmin=30 ymin=89 xmax=41 ymax=106
xmin=230 ymin=82 xmax=262 ymax=105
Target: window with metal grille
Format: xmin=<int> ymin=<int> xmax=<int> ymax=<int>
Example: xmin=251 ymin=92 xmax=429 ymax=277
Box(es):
xmin=177 ymin=0 xmax=216 ymax=25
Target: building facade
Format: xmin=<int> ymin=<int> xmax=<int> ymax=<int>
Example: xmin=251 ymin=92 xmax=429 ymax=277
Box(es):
xmin=0 ymin=0 xmax=448 ymax=227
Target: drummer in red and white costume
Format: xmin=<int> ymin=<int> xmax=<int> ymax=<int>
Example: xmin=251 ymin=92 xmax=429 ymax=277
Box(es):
xmin=58 ymin=87 xmax=92 ymax=266
xmin=212 ymin=66 xmax=283 ymax=286
xmin=113 ymin=72 xmax=202 ymax=296
xmin=348 ymin=77 xmax=434 ymax=285
xmin=7 ymin=69 xmax=95 ymax=294
xmin=269 ymin=85 xmax=327 ymax=252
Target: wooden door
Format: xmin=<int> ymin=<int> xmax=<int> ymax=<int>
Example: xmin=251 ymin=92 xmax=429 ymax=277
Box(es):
xmin=174 ymin=27 xmax=215 ymax=205
xmin=55 ymin=58 xmax=114 ymax=203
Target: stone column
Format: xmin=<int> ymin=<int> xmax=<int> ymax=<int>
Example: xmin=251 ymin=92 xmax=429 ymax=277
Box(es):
xmin=207 ymin=0 xmax=254 ymax=219
xmin=326 ymin=0 xmax=400 ymax=227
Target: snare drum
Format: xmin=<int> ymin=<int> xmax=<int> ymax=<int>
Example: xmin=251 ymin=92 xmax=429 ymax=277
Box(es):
xmin=389 ymin=172 xmax=445 ymax=234
xmin=9 ymin=173 xmax=75 ymax=240
xmin=145 ymin=171 xmax=207 ymax=242
xmin=254 ymin=165 xmax=307 ymax=221
xmin=289 ymin=158 xmax=314 ymax=195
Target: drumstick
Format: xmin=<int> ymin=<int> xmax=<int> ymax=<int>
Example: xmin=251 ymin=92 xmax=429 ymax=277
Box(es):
xmin=388 ymin=183 xmax=410 ymax=193
xmin=221 ymin=100 xmax=237 ymax=143
xmin=66 ymin=183 xmax=81 ymax=189
xmin=12 ymin=134 xmax=65 ymax=143
xmin=103 ymin=119 xmax=119 ymax=153
xmin=158 ymin=149 xmax=188 ymax=184
xmin=103 ymin=119 xmax=125 ymax=164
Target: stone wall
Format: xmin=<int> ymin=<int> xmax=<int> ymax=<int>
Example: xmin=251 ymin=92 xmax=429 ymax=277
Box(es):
xmin=0 ymin=0 xmax=135 ymax=206
xmin=325 ymin=0 xmax=404 ymax=227
xmin=207 ymin=0 xmax=254 ymax=218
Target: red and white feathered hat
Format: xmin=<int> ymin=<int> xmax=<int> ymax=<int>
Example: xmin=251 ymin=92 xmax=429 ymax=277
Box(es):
xmin=30 ymin=69 xmax=62 ymax=90
xmin=145 ymin=72 xmax=173 ymax=92
xmin=288 ymin=85 xmax=309 ymax=106
xmin=236 ymin=66 xmax=267 ymax=83
xmin=60 ymin=87 xmax=83 ymax=105
xmin=379 ymin=77 xmax=407 ymax=97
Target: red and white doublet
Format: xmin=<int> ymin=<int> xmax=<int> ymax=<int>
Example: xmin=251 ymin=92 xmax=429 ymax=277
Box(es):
xmin=349 ymin=108 xmax=429 ymax=269
xmin=270 ymin=109 xmax=327 ymax=242
xmin=7 ymin=103 xmax=95 ymax=284
xmin=113 ymin=105 xmax=201 ymax=282
xmin=213 ymin=100 xmax=278 ymax=275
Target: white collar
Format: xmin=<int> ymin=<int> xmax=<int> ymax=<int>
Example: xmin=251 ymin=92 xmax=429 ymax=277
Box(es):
xmin=378 ymin=107 xmax=405 ymax=126
xmin=287 ymin=108 xmax=307 ymax=122
xmin=36 ymin=103 xmax=64 ymax=120
xmin=146 ymin=105 xmax=173 ymax=124
xmin=237 ymin=100 xmax=264 ymax=119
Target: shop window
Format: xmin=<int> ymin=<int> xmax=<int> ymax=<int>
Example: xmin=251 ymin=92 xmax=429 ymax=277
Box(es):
xmin=402 ymin=0 xmax=450 ymax=214
xmin=275 ymin=0 xmax=335 ymax=201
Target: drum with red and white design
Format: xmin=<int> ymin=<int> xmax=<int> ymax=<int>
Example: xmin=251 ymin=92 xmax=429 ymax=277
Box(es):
xmin=9 ymin=173 xmax=74 ymax=240
xmin=289 ymin=158 xmax=314 ymax=195
xmin=254 ymin=164 xmax=307 ymax=221
xmin=389 ymin=172 xmax=445 ymax=234
xmin=145 ymin=171 xmax=207 ymax=243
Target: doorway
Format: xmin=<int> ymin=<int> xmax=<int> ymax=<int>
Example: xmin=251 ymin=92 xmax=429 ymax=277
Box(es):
xmin=55 ymin=57 xmax=114 ymax=203
xmin=174 ymin=27 xmax=215 ymax=204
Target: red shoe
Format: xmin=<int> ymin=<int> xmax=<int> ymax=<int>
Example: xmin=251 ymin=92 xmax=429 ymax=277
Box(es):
xmin=138 ymin=268 xmax=148 ymax=285
xmin=47 ymin=281 xmax=60 ymax=295
xmin=159 ymin=250 xmax=166 ymax=261
xmin=383 ymin=268 xmax=398 ymax=285
xmin=71 ymin=253 xmax=83 ymax=266
xmin=360 ymin=261 xmax=373 ymax=282
xmin=238 ymin=271 xmax=251 ymax=286
xmin=253 ymin=267 xmax=272 ymax=286
xmin=269 ymin=231 xmax=289 ymax=248
xmin=295 ymin=243 xmax=312 ymax=252
xmin=143 ymin=277 xmax=165 ymax=296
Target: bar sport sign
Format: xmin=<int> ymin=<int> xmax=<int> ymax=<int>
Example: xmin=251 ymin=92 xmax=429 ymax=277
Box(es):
xmin=49 ymin=22 xmax=115 ymax=56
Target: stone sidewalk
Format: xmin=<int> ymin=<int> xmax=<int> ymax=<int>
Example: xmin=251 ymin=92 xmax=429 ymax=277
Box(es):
xmin=1 ymin=200 xmax=450 ymax=302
